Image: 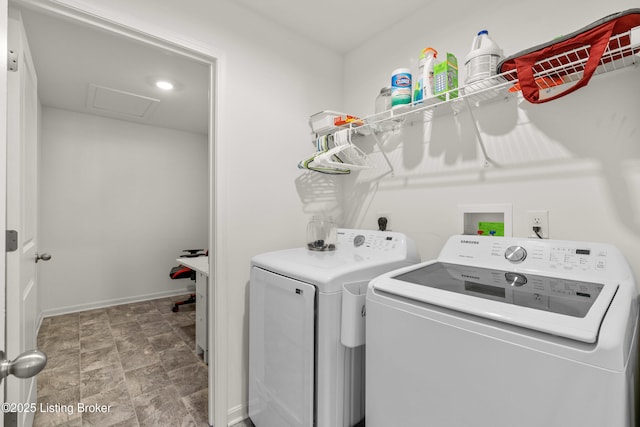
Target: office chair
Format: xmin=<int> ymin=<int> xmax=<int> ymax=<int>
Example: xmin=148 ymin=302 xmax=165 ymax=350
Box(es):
xmin=169 ymin=249 xmax=207 ymax=312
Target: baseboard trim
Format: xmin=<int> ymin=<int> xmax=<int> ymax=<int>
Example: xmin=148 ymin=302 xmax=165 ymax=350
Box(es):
xmin=227 ymin=403 xmax=248 ymax=426
xmin=40 ymin=288 xmax=192 ymax=318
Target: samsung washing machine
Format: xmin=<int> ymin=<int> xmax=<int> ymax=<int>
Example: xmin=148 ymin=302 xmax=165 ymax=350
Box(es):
xmin=248 ymin=228 xmax=420 ymax=427
xmin=366 ymin=234 xmax=639 ymax=427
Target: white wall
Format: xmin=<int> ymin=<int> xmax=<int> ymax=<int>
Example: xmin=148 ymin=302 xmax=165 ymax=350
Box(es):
xmin=38 ymin=107 xmax=209 ymax=313
xmin=342 ymin=1 xmax=640 ymax=283
xmin=35 ymin=0 xmax=345 ymax=422
xmin=32 ymin=0 xmax=638 ymax=424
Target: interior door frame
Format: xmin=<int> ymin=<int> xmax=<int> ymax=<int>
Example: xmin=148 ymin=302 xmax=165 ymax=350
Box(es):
xmin=7 ymin=1 xmax=227 ymax=426
xmin=0 ymin=0 xmax=8 ymax=421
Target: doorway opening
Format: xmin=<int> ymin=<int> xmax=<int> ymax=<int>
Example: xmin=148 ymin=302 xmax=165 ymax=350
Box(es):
xmin=9 ymin=2 xmax=223 ymax=425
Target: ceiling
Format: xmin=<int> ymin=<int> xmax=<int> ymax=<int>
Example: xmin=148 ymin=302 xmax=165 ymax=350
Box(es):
xmin=17 ymin=1 xmax=431 ymax=135
xmin=234 ymin=0 xmax=432 ymax=53
xmin=19 ymin=8 xmax=210 ymax=135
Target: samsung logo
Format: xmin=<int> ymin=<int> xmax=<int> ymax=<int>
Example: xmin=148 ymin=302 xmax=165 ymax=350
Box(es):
xmin=461 ymin=274 xmax=480 ymax=281
xmin=460 ymin=240 xmax=479 ymax=245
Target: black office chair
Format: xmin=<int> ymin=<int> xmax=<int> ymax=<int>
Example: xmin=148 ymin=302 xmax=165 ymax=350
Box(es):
xmin=169 ymin=249 xmax=207 ymax=312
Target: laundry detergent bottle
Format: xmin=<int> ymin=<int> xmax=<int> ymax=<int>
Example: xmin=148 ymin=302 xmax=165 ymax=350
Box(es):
xmin=413 ymin=47 xmax=438 ymax=103
xmin=464 ymin=30 xmax=503 ymax=85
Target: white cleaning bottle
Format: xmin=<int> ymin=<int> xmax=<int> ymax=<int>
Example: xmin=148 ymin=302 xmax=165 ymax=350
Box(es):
xmin=413 ymin=47 xmax=438 ymax=104
xmin=464 ymin=30 xmax=503 ymax=85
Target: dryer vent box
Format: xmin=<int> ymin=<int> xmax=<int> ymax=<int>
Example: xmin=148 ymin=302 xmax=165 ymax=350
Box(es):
xmin=459 ymin=204 xmax=512 ymax=237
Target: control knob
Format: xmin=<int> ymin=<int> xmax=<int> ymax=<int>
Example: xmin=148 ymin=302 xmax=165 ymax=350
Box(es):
xmin=505 ymin=272 xmax=527 ymax=287
xmin=505 ymin=246 xmax=527 ymax=263
xmin=353 ymin=235 xmax=366 ymax=247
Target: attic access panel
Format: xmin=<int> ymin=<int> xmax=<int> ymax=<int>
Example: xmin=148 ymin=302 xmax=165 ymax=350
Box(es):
xmin=86 ymin=83 xmax=159 ymax=120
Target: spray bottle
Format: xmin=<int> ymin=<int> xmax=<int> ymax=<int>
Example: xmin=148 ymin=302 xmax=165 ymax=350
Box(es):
xmin=413 ymin=47 xmax=438 ymax=104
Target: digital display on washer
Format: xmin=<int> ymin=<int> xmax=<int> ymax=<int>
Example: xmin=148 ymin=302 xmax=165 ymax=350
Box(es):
xmin=392 ymin=262 xmax=604 ymax=318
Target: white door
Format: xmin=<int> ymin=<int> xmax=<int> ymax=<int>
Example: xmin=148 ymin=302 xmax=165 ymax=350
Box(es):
xmin=5 ymin=10 xmax=47 ymax=427
xmin=0 ymin=0 xmax=9 ymax=425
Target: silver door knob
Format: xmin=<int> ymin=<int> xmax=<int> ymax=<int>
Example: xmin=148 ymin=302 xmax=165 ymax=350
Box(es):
xmin=35 ymin=252 xmax=52 ymax=263
xmin=0 ymin=350 xmax=47 ymax=384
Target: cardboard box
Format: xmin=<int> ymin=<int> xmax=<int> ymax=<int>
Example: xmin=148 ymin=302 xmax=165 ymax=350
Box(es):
xmin=434 ymin=53 xmax=458 ymax=101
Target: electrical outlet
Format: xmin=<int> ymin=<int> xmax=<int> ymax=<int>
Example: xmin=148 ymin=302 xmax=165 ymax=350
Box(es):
xmin=527 ymin=210 xmax=549 ymax=239
xmin=376 ymin=212 xmax=391 ymax=231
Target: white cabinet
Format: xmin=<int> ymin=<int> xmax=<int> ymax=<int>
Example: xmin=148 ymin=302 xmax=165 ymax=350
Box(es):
xmin=176 ymin=256 xmax=209 ymax=362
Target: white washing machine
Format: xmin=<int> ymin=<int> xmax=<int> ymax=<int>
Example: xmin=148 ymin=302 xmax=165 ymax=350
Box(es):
xmin=366 ymin=234 xmax=639 ymax=427
xmin=249 ymin=228 xmax=420 ymax=427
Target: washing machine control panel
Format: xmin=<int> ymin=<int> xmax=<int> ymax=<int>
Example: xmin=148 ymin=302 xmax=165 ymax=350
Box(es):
xmin=438 ymin=235 xmax=626 ymax=280
xmin=502 ymin=243 xmax=608 ymax=274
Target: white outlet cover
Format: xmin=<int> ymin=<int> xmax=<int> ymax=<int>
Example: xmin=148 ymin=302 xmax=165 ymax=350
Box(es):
xmin=527 ymin=210 xmax=549 ymax=239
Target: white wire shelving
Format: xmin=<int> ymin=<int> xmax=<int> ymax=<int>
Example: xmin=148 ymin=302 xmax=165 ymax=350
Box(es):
xmin=304 ymin=25 xmax=640 ymax=174
xmin=364 ymin=24 xmax=640 ymax=132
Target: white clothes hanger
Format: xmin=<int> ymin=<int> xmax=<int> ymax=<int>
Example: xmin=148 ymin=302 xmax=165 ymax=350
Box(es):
xmin=311 ymin=129 xmax=370 ymax=171
xmin=297 ymin=134 xmax=351 ymax=174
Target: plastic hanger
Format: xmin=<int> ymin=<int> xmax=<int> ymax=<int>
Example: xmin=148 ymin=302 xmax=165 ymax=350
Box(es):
xmin=297 ymin=134 xmax=351 ymax=174
xmin=313 ymin=129 xmax=370 ymax=171
xmin=298 ymin=130 xmax=370 ymax=174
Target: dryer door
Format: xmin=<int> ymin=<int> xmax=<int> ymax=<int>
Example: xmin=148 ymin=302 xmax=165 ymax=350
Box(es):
xmin=249 ymin=267 xmax=316 ymax=427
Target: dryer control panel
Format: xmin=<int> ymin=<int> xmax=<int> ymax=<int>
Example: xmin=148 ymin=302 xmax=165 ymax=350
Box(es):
xmin=338 ymin=229 xmax=409 ymax=254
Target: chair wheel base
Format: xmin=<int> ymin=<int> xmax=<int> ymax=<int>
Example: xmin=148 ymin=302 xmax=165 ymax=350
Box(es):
xmin=171 ymin=294 xmax=196 ymax=313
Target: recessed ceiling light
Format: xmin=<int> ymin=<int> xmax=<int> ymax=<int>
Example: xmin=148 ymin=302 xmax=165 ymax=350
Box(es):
xmin=155 ymin=80 xmax=174 ymax=90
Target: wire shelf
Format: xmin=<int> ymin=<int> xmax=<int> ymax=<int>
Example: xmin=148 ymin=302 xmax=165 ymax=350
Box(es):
xmin=301 ymin=25 xmax=640 ymax=173
xmin=360 ymin=25 xmax=640 ymax=130
xmin=502 ymin=26 xmax=640 ymax=90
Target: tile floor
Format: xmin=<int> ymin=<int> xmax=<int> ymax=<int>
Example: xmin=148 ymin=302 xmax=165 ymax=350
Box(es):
xmin=34 ymin=295 xmax=210 ymax=427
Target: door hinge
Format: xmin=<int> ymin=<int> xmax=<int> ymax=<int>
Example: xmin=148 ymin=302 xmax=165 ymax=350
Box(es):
xmin=7 ymin=48 xmax=18 ymax=72
xmin=6 ymin=230 xmax=18 ymax=252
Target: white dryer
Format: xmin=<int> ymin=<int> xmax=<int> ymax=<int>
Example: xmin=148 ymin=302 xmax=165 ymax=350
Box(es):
xmin=249 ymin=228 xmax=420 ymax=427
xmin=366 ymin=235 xmax=639 ymax=427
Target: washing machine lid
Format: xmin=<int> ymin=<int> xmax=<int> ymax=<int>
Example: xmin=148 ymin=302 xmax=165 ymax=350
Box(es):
xmin=373 ymin=261 xmax=618 ymax=343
